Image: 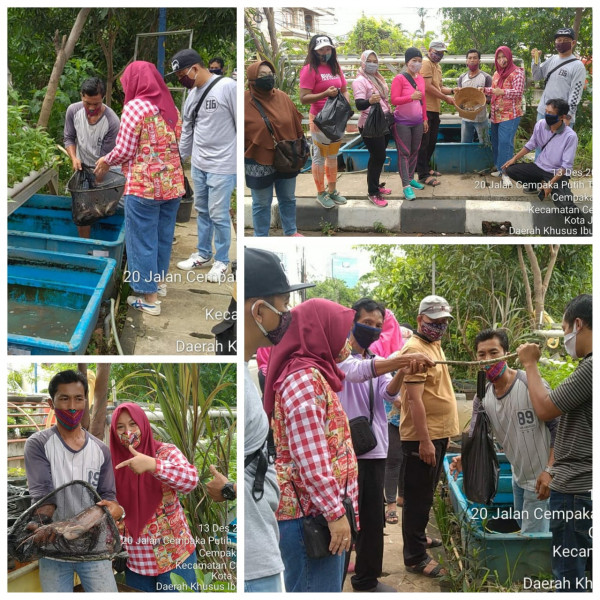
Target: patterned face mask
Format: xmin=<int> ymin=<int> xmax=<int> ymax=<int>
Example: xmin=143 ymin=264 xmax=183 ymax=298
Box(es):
xmin=252 ymin=300 xmax=292 ymax=345
xmin=420 ymin=320 xmax=448 ymax=341
xmin=484 ymin=360 xmax=507 ymax=382
xmin=54 ymin=409 xmax=84 ymax=430
xmin=335 ymin=339 xmax=352 ymax=363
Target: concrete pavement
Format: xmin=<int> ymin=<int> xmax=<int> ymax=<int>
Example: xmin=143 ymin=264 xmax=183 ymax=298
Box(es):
xmin=244 ymin=172 xmax=592 ymax=236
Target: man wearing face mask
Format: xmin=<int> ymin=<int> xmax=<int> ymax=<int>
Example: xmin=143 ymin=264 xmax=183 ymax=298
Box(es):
xmin=395 ymin=295 xmax=459 ymax=578
xmin=449 ymin=329 xmax=556 ymax=533
xmin=517 ymin=294 xmax=592 ymax=592
xmin=456 ymin=49 xmax=492 ymax=144
xmin=24 ymin=369 xmax=123 ymax=592
xmin=502 ymin=98 xmax=585 ymax=233
xmin=64 ymin=77 xmax=120 ymax=238
xmin=337 ymin=299 xmax=433 ymax=592
xmin=416 ymin=41 xmax=455 ymax=187
xmin=167 ymin=49 xmax=237 ymax=283
xmin=531 ymin=28 xmax=587 ymax=127
xmin=209 ymin=57 xmax=225 ymax=76
xmin=244 ymin=247 xmax=314 ymax=592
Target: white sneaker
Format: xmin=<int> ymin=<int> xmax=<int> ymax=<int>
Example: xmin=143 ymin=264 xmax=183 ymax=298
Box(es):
xmin=490 ymin=170 xmax=501 ymax=177
xmin=502 ymin=174 xmax=513 ymax=187
xmin=157 ymin=283 xmax=167 ymax=297
xmin=177 ymin=252 xmax=212 ymax=271
xmin=127 ymin=296 xmax=161 ymax=316
xmin=206 ymin=261 xmax=228 ymax=283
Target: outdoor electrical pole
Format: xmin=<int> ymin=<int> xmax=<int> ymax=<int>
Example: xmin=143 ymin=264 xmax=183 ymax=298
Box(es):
xmin=157 ymin=8 xmax=167 ymax=75
xmin=432 ymin=254 xmax=436 ymax=295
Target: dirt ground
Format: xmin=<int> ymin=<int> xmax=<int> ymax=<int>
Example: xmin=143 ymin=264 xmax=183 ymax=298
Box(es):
xmin=343 ymin=506 xmax=445 ymax=593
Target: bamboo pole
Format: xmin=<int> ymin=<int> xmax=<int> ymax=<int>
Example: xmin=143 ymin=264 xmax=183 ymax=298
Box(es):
xmin=435 ymin=351 xmax=522 ymax=366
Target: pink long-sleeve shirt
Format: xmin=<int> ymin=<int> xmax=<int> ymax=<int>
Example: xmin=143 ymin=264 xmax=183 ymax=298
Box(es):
xmin=391 ymin=73 xmax=428 ymax=126
xmin=352 ymin=75 xmax=391 ymax=129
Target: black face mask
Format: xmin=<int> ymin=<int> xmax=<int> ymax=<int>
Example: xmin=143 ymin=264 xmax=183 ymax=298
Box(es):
xmin=545 ymin=113 xmax=561 ymax=126
xmin=209 ymin=68 xmax=223 ymax=75
xmin=352 ymin=322 xmax=382 ymax=350
xmin=255 ymin=74 xmax=275 ymax=92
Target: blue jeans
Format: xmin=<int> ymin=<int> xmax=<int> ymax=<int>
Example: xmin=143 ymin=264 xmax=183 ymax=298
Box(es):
xmin=124 ymin=194 xmax=180 ymax=295
xmin=278 ymin=518 xmax=345 ymax=592
xmin=251 ymin=177 xmax=298 ymax=236
xmin=549 ymin=491 xmax=592 ymax=593
xmin=39 ymin=557 xmax=117 ymax=592
xmin=125 ymin=550 xmax=199 ymax=592
xmin=461 ymin=119 xmax=489 ymax=144
xmin=191 ymin=166 xmax=236 ymax=264
xmin=244 ymin=572 xmax=283 ymax=592
xmin=512 ymin=480 xmax=549 ymax=533
xmin=490 ymin=117 xmax=520 ymax=173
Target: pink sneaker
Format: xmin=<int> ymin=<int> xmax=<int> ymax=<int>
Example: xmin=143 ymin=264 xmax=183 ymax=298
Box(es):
xmin=378 ymin=185 xmax=392 ymax=195
xmin=368 ymin=194 xmax=388 ymax=207
xmin=288 ymin=232 xmax=304 ymax=237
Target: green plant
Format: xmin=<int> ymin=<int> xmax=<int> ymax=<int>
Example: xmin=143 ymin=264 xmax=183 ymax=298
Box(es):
xmin=8 ymin=467 xmax=26 ymax=478
xmin=538 ymin=356 xmax=576 ymax=389
xmin=319 ymin=219 xmax=337 ymax=236
xmin=373 ymin=221 xmax=388 ymax=234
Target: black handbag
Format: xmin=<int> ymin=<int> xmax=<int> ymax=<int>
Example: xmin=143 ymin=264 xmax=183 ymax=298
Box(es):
xmin=348 ymin=379 xmax=378 ymax=456
xmin=252 ymin=96 xmax=309 ymax=173
xmin=362 ymin=102 xmax=390 ymax=138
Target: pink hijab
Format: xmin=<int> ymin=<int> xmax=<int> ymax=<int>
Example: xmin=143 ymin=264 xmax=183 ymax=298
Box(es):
xmin=494 ymin=46 xmax=518 ymax=89
xmin=121 ymin=61 xmax=179 ymax=130
xmin=110 ymin=403 xmax=164 ymax=541
xmin=370 ymin=308 xmax=405 ymax=358
xmin=357 ymin=49 xmax=389 ymax=98
xmin=263 ymin=299 xmax=355 ymax=415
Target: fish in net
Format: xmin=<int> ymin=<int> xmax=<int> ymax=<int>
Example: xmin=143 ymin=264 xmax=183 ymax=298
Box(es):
xmin=8 ymin=480 xmax=123 ymax=562
xmin=459 ymin=100 xmax=485 ymax=112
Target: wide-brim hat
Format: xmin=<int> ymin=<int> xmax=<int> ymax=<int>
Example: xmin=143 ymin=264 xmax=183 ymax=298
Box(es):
xmin=454 ymin=87 xmax=487 ymax=120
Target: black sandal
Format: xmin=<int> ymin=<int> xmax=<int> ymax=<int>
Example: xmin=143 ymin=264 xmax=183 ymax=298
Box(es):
xmin=426 ymin=537 xmax=443 ymax=548
xmin=406 ymin=555 xmax=446 ymax=578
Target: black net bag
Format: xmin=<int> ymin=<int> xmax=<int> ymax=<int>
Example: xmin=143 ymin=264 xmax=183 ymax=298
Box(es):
xmin=67 ymin=165 xmax=125 ymax=226
xmin=8 ymin=480 xmax=122 ymax=562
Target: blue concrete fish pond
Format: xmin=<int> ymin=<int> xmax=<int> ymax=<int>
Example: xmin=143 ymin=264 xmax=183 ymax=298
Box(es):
xmin=8 ymin=194 xmax=126 ymax=266
xmin=341 ymin=124 xmax=494 ymax=174
xmin=8 ymin=248 xmax=116 ymax=355
xmin=443 ymin=453 xmax=552 ymax=582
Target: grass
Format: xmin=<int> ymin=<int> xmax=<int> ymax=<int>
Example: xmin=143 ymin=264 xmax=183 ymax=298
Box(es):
xmin=319 ymin=218 xmax=338 ymax=236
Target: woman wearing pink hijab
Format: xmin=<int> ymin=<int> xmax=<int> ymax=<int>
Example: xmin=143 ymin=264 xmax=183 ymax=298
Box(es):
xmin=95 ymin=61 xmax=185 ymax=316
xmin=481 ymin=46 xmax=525 ymax=187
xmin=109 ymin=402 xmax=199 ymax=592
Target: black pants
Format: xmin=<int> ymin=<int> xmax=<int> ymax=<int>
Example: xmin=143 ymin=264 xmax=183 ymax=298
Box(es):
xmin=351 ymin=458 xmax=386 ymax=591
xmin=384 ymin=422 xmax=404 ymax=503
xmin=401 ymin=438 xmax=448 ymax=566
xmin=416 ymin=111 xmax=441 ymax=181
xmin=360 ymin=130 xmax=391 ymax=195
xmin=505 ymin=162 xmax=588 ymax=235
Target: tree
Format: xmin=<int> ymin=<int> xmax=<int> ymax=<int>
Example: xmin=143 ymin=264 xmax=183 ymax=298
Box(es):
xmin=343 ymin=15 xmax=413 ymax=55
xmin=37 ymin=8 xmax=92 ymax=128
xmin=306 ymin=278 xmax=369 ymax=307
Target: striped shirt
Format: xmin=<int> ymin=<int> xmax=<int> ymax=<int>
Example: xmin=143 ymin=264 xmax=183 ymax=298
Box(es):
xmin=470 ymin=370 xmax=556 ymax=492
xmin=549 ymin=354 xmax=592 ymax=493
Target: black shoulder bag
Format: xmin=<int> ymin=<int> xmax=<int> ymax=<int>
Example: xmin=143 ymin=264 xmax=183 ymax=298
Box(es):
xmin=251 ymin=95 xmax=309 ymax=173
xmin=544 ymin=58 xmax=578 ymax=86
xmin=348 ymin=378 xmax=378 ymax=456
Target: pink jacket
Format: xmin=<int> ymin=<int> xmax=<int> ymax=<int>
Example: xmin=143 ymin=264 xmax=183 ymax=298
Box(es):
xmin=391 ymin=73 xmax=428 ymax=126
xmin=352 ymin=75 xmax=391 ymax=129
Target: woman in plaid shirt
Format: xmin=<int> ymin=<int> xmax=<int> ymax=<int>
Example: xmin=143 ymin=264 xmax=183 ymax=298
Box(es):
xmin=264 ymin=298 xmax=359 ymax=592
xmin=95 ymin=61 xmax=185 ymax=317
xmin=109 ymin=403 xmax=199 ymax=592
xmin=481 ymin=46 xmax=525 ymax=187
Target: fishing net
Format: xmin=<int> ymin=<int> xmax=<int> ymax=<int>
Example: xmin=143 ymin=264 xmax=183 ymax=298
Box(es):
xmin=67 ymin=165 xmax=125 ymax=226
xmin=8 ymin=480 xmax=122 ymax=562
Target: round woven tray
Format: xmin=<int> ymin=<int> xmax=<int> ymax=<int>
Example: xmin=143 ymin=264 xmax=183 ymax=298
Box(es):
xmin=454 ymin=87 xmax=487 ymax=120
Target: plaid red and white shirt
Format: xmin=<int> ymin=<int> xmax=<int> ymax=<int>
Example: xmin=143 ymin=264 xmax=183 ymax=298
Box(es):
xmin=273 ymin=368 xmax=359 ymax=526
xmin=485 ymin=68 xmax=525 ymax=123
xmin=104 ymin=99 xmax=184 ymax=200
xmin=120 ymin=443 xmax=198 ymax=576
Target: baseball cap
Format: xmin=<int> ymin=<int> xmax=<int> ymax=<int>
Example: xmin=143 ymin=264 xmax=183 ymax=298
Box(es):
xmin=418 ymin=295 xmax=453 ymax=319
xmin=166 ymin=49 xmax=203 ymax=77
xmin=245 ymin=248 xmax=315 ymax=299
xmin=429 ymin=41 xmax=448 ymax=52
xmin=314 ymin=35 xmax=334 ymax=51
xmin=554 ymin=27 xmax=576 ymax=40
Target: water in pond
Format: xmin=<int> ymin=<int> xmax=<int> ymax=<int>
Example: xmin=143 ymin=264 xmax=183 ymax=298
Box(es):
xmin=7 ymin=289 xmax=85 ymax=343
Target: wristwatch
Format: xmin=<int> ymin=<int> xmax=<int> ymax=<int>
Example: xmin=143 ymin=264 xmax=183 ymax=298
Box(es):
xmin=222 ymin=482 xmax=236 ymax=501
xmin=544 ymin=466 xmax=555 ymax=477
